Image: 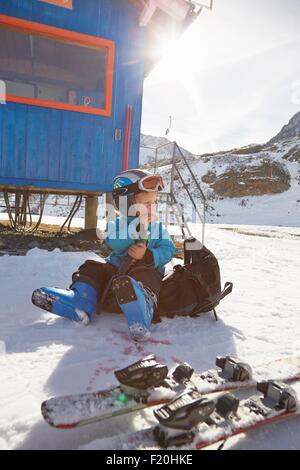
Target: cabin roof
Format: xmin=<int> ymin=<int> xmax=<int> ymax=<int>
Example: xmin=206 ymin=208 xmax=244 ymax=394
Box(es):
xmin=127 ymin=1 xmax=205 ymax=75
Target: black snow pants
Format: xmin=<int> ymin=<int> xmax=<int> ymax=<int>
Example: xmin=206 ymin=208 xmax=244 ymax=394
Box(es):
xmin=71 ymin=260 xmax=163 ymax=320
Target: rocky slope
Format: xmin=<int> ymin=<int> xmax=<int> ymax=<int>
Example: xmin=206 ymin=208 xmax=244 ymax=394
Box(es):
xmin=141 ymin=112 xmax=300 ymax=226
xmin=269 ymin=111 xmax=300 ymax=144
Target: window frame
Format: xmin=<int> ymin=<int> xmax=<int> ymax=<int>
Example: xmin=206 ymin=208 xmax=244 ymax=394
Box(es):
xmin=0 ymin=14 xmax=115 ymax=116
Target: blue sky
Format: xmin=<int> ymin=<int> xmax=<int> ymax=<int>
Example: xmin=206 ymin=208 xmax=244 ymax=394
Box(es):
xmin=141 ymin=0 xmax=300 ymax=154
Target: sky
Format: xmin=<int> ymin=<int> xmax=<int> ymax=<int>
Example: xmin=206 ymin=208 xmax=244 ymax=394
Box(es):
xmin=141 ymin=0 xmax=300 ymax=154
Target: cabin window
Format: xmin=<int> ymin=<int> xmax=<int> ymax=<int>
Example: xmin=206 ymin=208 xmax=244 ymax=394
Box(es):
xmin=0 ymin=15 xmax=115 ymax=116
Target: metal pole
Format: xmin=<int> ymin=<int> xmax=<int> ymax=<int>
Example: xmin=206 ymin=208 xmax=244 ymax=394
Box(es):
xmin=170 ymin=142 xmax=176 ymax=197
xmin=154 ymin=146 xmax=158 ymax=174
xmin=165 ymin=194 xmax=169 ymax=229
xmin=202 ymin=200 xmax=206 ymax=245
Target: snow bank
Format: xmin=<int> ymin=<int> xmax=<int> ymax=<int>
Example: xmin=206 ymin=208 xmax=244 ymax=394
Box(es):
xmin=0 ymin=223 xmax=299 ymax=449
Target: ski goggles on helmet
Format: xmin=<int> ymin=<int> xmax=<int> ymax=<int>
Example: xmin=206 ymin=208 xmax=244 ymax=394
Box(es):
xmin=138 ymin=175 xmax=164 ymax=192
xmin=113 ymin=174 xmax=164 ymax=198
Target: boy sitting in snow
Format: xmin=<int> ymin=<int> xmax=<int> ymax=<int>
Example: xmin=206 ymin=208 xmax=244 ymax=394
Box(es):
xmin=32 ymin=169 xmax=175 ymax=341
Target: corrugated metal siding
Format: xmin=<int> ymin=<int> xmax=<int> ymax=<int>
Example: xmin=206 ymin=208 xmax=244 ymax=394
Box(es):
xmin=0 ymin=0 xmax=144 ymax=193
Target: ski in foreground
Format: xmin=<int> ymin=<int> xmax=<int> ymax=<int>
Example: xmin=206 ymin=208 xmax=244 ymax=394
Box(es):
xmin=41 ymin=354 xmax=300 ymax=429
xmin=99 ymin=379 xmax=300 ymax=450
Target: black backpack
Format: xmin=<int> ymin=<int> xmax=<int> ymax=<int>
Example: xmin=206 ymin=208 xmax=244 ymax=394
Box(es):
xmin=157 ymin=238 xmax=233 ymax=321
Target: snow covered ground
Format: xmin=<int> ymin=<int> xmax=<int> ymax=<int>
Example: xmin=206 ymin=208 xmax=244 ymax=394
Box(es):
xmin=0 ymin=223 xmax=300 ymax=450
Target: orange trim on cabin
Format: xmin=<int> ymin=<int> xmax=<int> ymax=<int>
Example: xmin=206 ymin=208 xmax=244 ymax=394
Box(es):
xmin=105 ymin=42 xmax=115 ymax=116
xmin=5 ymin=95 xmax=112 ymax=116
xmin=0 ymin=14 xmax=115 ymax=116
xmin=39 ymin=0 xmax=73 ymax=10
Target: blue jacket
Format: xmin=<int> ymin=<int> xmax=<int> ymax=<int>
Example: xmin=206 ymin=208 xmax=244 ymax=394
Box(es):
xmin=105 ymin=217 xmax=175 ymax=275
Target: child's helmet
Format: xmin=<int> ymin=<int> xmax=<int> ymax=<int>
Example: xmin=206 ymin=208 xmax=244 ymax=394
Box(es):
xmin=112 ymin=169 xmax=164 ymax=213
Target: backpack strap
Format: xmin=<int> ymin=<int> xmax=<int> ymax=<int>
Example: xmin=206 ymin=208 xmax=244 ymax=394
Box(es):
xmin=190 ymin=280 xmax=233 ymax=320
xmin=218 ymin=282 xmax=233 ymax=301
xmin=211 ymin=282 xmax=233 ymax=321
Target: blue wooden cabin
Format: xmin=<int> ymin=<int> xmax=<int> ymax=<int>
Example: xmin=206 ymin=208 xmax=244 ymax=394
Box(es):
xmin=0 ymin=0 xmax=200 ymax=196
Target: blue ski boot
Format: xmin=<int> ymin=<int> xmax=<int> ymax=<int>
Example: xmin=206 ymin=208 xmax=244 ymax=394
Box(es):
xmin=32 ymin=282 xmax=97 ymax=325
xmin=112 ymin=275 xmax=155 ymax=341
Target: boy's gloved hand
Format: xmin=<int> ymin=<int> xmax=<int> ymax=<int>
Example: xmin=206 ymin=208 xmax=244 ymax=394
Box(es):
xmin=127 ymin=242 xmax=147 ymax=260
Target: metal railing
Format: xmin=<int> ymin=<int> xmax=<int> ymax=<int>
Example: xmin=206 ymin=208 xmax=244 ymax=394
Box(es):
xmin=140 ymin=140 xmax=206 ymax=244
